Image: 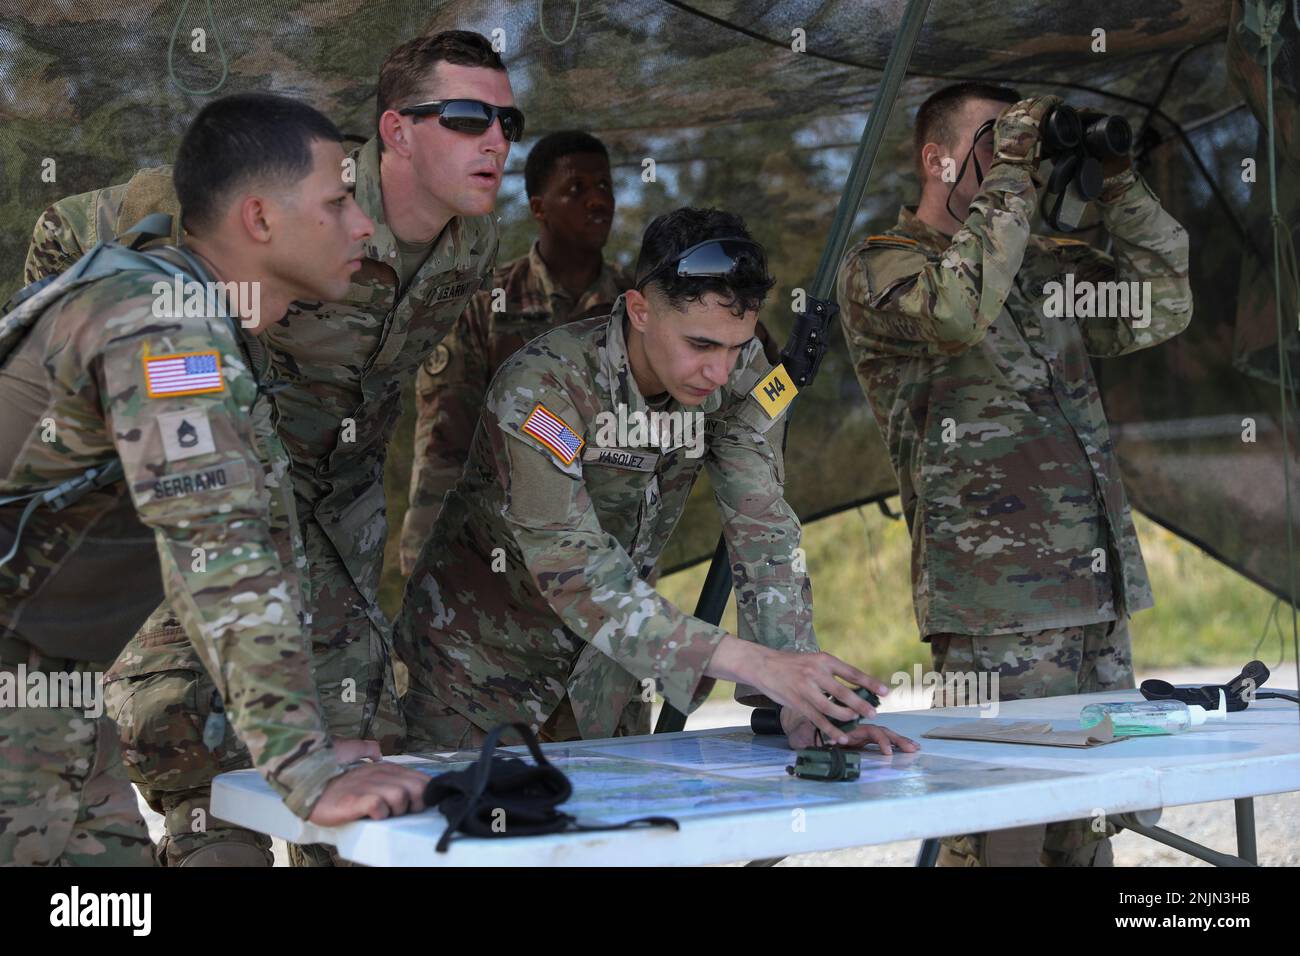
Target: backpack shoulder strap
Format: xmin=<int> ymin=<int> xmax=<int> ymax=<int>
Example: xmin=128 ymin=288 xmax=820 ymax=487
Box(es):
xmin=123 ymin=213 xmax=177 ymax=250
xmin=0 ymin=237 xmax=207 ymax=368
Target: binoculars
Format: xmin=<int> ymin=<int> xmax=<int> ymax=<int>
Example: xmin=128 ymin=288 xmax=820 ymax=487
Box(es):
xmin=1038 ymin=105 xmax=1133 ymax=232
xmin=1040 ymin=105 xmax=1133 ymax=162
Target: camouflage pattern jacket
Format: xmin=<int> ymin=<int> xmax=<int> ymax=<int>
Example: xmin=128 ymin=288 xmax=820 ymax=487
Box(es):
xmin=0 ymin=245 xmax=339 ymax=816
xmin=23 ymin=141 xmax=499 ymax=617
xmin=396 ymin=298 xmax=816 ymax=738
xmin=107 ymin=320 xmax=310 ymax=689
xmin=836 ymin=163 xmax=1192 ymax=638
xmin=399 ymin=241 xmax=631 ymax=570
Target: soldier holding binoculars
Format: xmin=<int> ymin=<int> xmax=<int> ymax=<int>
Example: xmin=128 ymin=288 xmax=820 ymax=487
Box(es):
xmin=836 ymin=83 xmax=1194 ymax=867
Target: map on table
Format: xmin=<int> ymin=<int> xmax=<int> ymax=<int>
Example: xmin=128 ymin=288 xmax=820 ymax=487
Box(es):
xmin=405 ymin=731 xmax=1066 ymax=825
xmin=404 ymin=751 xmax=839 ymax=823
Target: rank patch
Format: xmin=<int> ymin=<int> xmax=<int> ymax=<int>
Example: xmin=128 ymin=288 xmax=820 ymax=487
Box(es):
xmin=157 ymin=409 xmax=216 ymax=462
xmin=751 ymin=364 xmax=798 ymax=419
xmin=144 ymin=350 xmax=224 ymax=398
xmin=521 ymin=403 xmax=584 ymax=465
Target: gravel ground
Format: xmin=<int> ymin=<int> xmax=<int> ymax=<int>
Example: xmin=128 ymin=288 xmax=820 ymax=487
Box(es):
xmin=137 ymin=667 xmax=1298 ymax=866
xmin=766 ymin=792 xmax=1300 ymax=867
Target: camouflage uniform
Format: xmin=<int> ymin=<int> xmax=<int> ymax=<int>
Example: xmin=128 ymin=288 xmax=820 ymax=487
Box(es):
xmin=399 ymin=242 xmax=632 ymax=573
xmin=105 ymin=308 xmax=307 ymax=866
xmin=930 ymin=618 xmax=1133 ymax=865
xmin=0 ymin=246 xmax=343 ymax=865
xmin=396 ymin=298 xmax=815 ymax=748
xmin=103 ymin=607 xmax=275 ymax=865
xmin=836 ymin=158 xmax=1192 ymax=865
xmin=25 ymin=140 xmax=498 ymax=862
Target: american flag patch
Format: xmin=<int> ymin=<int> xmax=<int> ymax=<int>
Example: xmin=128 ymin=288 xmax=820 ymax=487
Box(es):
xmin=521 ymin=403 xmax=584 ymax=465
xmin=143 ymin=350 xmax=225 ymax=398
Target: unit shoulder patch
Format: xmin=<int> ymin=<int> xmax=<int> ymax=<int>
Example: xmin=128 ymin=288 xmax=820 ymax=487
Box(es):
xmin=425 ymin=343 xmax=451 ymax=375
xmin=864 ymin=234 xmax=922 ymax=253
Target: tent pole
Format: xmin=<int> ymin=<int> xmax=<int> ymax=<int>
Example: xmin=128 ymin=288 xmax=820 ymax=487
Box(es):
xmin=656 ymin=0 xmax=933 ymax=734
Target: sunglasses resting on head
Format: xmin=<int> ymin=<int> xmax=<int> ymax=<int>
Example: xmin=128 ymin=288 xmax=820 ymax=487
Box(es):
xmin=634 ymin=237 xmax=768 ymax=290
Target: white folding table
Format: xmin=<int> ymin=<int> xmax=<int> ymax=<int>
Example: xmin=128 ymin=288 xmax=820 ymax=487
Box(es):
xmin=210 ymin=688 xmax=1300 ymax=866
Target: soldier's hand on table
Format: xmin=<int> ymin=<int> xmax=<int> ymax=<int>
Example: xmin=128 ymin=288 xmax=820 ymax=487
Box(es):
xmin=779 ymin=707 xmax=920 ymax=755
xmin=333 ymin=737 xmax=382 ymax=764
xmin=711 ymin=637 xmax=887 ymax=745
xmin=308 ymin=762 xmax=428 ymax=825
xmin=780 ymin=706 xmax=823 ymax=750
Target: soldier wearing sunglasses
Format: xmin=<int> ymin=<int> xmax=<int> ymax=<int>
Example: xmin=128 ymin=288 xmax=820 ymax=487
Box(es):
xmin=21 ymin=30 xmax=513 ymax=866
xmin=396 ymin=207 xmax=919 ymax=756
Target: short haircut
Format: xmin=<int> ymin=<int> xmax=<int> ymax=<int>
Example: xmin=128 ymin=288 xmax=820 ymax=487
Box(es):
xmin=913 ymin=81 xmax=1021 ymax=168
xmin=174 ymin=92 xmax=342 ymax=234
xmin=635 ymin=208 xmax=775 ymax=318
xmin=376 ymin=30 xmax=507 ymax=145
xmin=524 ymin=130 xmax=609 ymax=198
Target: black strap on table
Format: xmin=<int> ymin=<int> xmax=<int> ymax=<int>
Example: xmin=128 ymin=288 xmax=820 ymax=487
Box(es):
xmin=426 ymin=721 xmax=679 ymax=852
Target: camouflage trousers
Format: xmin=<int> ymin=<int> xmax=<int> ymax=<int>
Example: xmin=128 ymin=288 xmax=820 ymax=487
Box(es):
xmin=104 ymin=610 xmax=273 ymax=867
xmin=103 ymin=521 xmax=407 ymax=867
xmin=1 ymin=650 xmax=155 ymax=867
xmin=928 ymin=617 xmax=1134 ymax=867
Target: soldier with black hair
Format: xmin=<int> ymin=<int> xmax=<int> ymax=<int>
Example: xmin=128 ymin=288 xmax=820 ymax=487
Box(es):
xmin=0 ymin=93 xmax=430 ymax=866
xmin=23 ymin=29 xmax=512 ymax=866
xmin=396 ymin=206 xmax=918 ymax=754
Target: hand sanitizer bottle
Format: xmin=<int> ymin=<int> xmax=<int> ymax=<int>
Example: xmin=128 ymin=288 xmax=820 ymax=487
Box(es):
xmin=1080 ymin=689 xmax=1228 ymax=736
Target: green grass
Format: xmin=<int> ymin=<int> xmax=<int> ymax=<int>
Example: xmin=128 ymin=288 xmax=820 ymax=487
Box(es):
xmin=654 ymin=499 xmax=1294 ymax=691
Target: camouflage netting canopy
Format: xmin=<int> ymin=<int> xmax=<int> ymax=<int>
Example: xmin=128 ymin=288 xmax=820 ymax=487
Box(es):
xmin=2 ymin=0 xmax=1299 ymax=614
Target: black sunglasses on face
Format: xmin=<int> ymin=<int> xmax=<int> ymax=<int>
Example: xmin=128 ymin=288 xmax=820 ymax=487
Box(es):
xmin=397 ymin=99 xmax=525 ymax=142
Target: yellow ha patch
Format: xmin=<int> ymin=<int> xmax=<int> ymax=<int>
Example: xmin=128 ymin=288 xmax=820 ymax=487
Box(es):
xmin=751 ymin=364 xmax=798 ymax=419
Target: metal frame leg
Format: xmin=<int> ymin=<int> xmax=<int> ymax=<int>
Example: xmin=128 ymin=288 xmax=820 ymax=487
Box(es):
xmin=916 ymin=838 xmax=941 ymax=866
xmin=1234 ymin=798 xmax=1257 ymax=864
xmin=914 ymin=803 xmax=1261 ymax=867
xmin=754 ymin=800 xmax=1261 ymax=867
xmin=1114 ymin=809 xmax=1258 ymax=867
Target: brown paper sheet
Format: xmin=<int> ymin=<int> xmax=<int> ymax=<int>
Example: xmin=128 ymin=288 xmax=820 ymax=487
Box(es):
xmin=922 ymin=715 xmax=1125 ymax=748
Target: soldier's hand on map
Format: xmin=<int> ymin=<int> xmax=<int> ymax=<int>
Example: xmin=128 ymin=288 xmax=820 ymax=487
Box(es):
xmin=711 ymin=637 xmax=888 ymax=745
xmin=780 ymin=707 xmax=920 ymax=755
xmin=843 ymin=723 xmax=919 ymax=755
xmin=308 ymin=762 xmax=429 ymax=825
xmin=333 ymin=737 xmax=383 ymax=764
